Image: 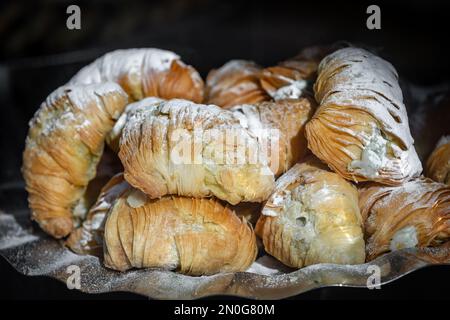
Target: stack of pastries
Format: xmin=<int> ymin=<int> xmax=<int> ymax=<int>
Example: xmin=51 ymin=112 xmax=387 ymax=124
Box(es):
xmin=22 ymin=46 xmax=450 ymax=277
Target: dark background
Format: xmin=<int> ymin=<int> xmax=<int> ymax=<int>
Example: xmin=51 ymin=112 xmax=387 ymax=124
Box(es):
xmin=0 ymin=0 xmax=449 ymax=300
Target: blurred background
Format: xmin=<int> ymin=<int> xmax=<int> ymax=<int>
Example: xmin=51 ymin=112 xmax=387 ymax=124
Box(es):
xmin=0 ymin=0 xmax=449 ymax=299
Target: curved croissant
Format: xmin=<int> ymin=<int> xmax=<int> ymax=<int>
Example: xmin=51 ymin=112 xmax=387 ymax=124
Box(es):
xmin=260 ymin=46 xmax=330 ymax=101
xmin=256 ymin=158 xmax=365 ymax=268
xmin=22 ymin=83 xmax=128 ymax=238
xmin=70 ymin=48 xmax=204 ymax=103
xmin=359 ymin=177 xmax=450 ymax=260
xmin=231 ymin=97 xmax=315 ymax=176
xmin=205 ymin=60 xmax=269 ymax=108
xmin=66 ymin=173 xmax=130 ymax=255
xmin=426 ymin=136 xmax=450 ymax=185
xmin=103 ymin=193 xmax=257 ymax=275
xmin=306 ymin=47 xmax=422 ymax=185
xmin=118 ymin=98 xmax=275 ymax=205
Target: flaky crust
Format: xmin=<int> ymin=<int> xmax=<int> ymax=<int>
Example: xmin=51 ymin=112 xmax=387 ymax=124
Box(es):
xmin=256 ymin=158 xmax=365 ymax=268
xmin=358 ymin=177 xmax=450 ymax=260
xmin=426 ymin=136 xmax=450 ymax=185
xmin=66 ymin=173 xmax=130 ymax=256
xmin=118 ymin=99 xmax=275 ymax=205
xmin=306 ymin=47 xmax=422 ymax=185
xmin=232 ymin=98 xmax=315 ymax=176
xmin=103 ymin=195 xmax=257 ymax=275
xmin=22 ymin=83 xmax=128 ymax=238
xmin=205 ymin=60 xmax=269 ymax=108
xmin=70 ymin=48 xmax=204 ymax=103
xmin=260 ymin=46 xmax=330 ymax=100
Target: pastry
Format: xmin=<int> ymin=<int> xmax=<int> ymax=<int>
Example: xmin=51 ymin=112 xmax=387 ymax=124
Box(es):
xmin=103 ymin=193 xmax=257 ymax=275
xmin=66 ymin=173 xmax=130 ymax=256
xmin=426 ymin=136 xmax=450 ymax=184
xmin=260 ymin=46 xmax=330 ymax=101
xmin=106 ymin=97 xmax=164 ymax=152
xmin=306 ymin=47 xmax=422 ymax=185
xmin=205 ymin=60 xmax=269 ymax=108
xmin=22 ymin=83 xmax=128 ymax=238
xmin=70 ymin=48 xmax=204 ymax=103
xmin=359 ymin=177 xmax=450 ymax=260
xmin=255 ymin=158 xmax=365 ymax=268
xmin=118 ymin=98 xmax=275 ymax=205
xmin=231 ymin=97 xmax=315 ymax=176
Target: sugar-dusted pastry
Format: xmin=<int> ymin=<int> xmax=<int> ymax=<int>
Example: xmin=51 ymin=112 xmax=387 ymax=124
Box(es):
xmin=306 ymin=47 xmax=422 ymax=185
xmin=66 ymin=173 xmax=130 ymax=256
xmin=70 ymin=48 xmax=204 ymax=103
xmin=231 ymin=97 xmax=315 ymax=176
xmin=255 ymin=158 xmax=365 ymax=268
xmin=22 ymin=83 xmax=128 ymax=238
xmin=205 ymin=60 xmax=269 ymax=108
xmin=426 ymin=136 xmax=450 ymax=185
xmin=118 ymin=99 xmax=275 ymax=205
xmin=359 ymin=177 xmax=450 ymax=260
xmin=260 ymin=46 xmax=330 ymax=101
xmin=106 ymin=97 xmax=164 ymax=152
xmin=103 ymin=193 xmax=257 ymax=275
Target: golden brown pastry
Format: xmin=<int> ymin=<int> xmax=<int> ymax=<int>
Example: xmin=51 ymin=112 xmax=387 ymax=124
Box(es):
xmin=306 ymin=47 xmax=422 ymax=185
xmin=231 ymin=97 xmax=315 ymax=176
xmin=260 ymin=46 xmax=330 ymax=101
xmin=103 ymin=193 xmax=257 ymax=275
xmin=359 ymin=177 xmax=450 ymax=260
xmin=70 ymin=48 xmax=204 ymax=103
xmin=106 ymin=97 xmax=164 ymax=152
xmin=66 ymin=173 xmax=130 ymax=256
xmin=426 ymin=136 xmax=450 ymax=185
xmin=118 ymin=98 xmax=275 ymax=205
xmin=205 ymin=60 xmax=269 ymax=108
xmin=22 ymin=83 xmax=128 ymax=238
xmin=256 ymin=158 xmax=365 ymax=268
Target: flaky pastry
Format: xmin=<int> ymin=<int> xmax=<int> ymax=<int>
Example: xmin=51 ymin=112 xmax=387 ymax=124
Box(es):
xmin=306 ymin=47 xmax=422 ymax=185
xmin=359 ymin=177 xmax=450 ymax=260
xmin=103 ymin=193 xmax=257 ymax=275
xmin=70 ymin=48 xmax=204 ymax=103
xmin=22 ymin=83 xmax=128 ymax=238
xmin=256 ymin=158 xmax=365 ymax=268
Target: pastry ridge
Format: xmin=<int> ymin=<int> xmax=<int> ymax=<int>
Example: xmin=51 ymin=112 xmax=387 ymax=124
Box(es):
xmin=306 ymin=47 xmax=422 ymax=185
xmin=118 ymin=98 xmax=275 ymax=205
xmin=22 ymin=83 xmax=128 ymax=238
xmin=103 ymin=195 xmax=258 ymax=275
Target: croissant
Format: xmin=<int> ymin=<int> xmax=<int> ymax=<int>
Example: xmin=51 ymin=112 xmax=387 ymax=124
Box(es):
xmin=426 ymin=136 xmax=450 ymax=185
xmin=22 ymin=83 xmax=128 ymax=238
xmin=231 ymin=97 xmax=315 ymax=176
xmin=205 ymin=60 xmax=269 ymax=108
xmin=259 ymin=46 xmax=330 ymax=101
xmin=103 ymin=193 xmax=257 ymax=275
xmin=306 ymin=47 xmax=422 ymax=185
xmin=359 ymin=177 xmax=450 ymax=260
xmin=70 ymin=48 xmax=204 ymax=103
xmin=118 ymin=98 xmax=275 ymax=205
xmin=66 ymin=173 xmax=130 ymax=255
xmin=256 ymin=158 xmax=365 ymax=268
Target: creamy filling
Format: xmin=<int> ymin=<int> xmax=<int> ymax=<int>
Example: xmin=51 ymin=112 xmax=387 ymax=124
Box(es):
xmin=389 ymin=226 xmax=418 ymax=251
xmin=271 ymin=80 xmax=307 ymax=101
xmin=349 ymin=127 xmax=389 ymax=178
